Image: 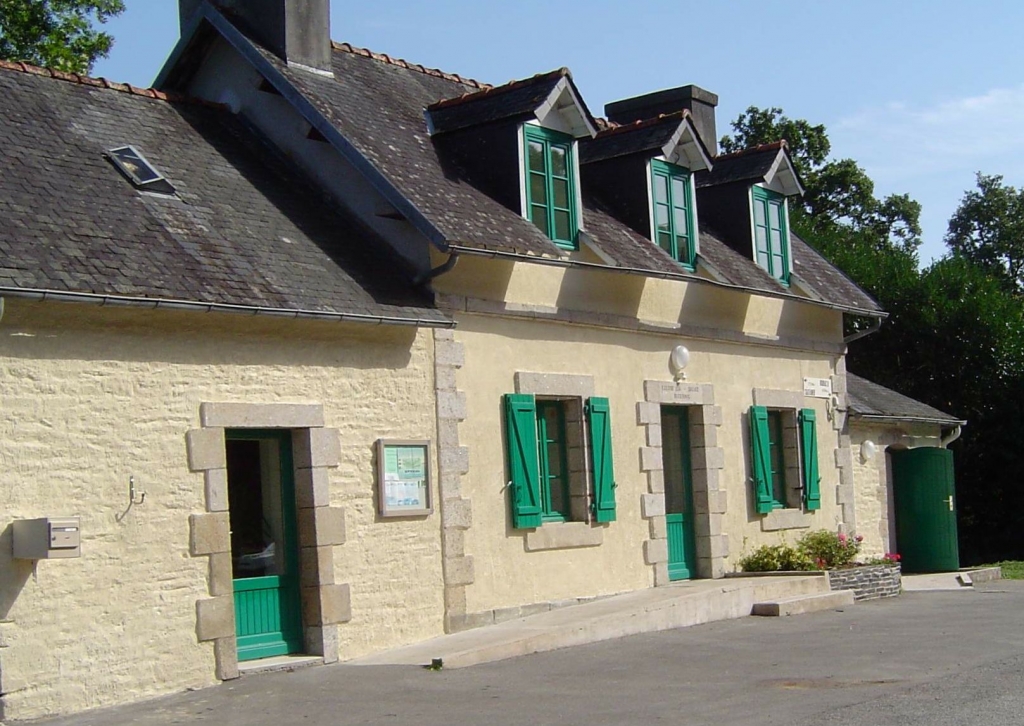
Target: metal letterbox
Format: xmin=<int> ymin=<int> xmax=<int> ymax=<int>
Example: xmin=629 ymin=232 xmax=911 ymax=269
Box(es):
xmin=12 ymin=517 xmax=81 ymax=559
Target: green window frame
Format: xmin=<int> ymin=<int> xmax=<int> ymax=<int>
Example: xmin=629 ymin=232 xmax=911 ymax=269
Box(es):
xmin=535 ymin=399 xmax=571 ymax=522
xmin=650 ymin=159 xmax=697 ymax=268
xmin=749 ymin=405 xmax=787 ymax=513
xmin=524 ymin=125 xmax=578 ymax=250
xmin=752 ymin=185 xmax=790 ymax=284
xmin=503 ymin=393 xmax=617 ymax=528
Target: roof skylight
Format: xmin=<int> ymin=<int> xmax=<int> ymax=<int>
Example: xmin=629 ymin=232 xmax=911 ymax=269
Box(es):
xmin=106 ymin=146 xmax=175 ymax=194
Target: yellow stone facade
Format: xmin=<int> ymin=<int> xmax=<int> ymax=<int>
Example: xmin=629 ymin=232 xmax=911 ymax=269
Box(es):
xmin=0 ymin=300 xmax=445 ymax=721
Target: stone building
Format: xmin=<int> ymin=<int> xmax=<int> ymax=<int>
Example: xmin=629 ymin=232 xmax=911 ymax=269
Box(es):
xmin=0 ymin=0 xmax=963 ymax=719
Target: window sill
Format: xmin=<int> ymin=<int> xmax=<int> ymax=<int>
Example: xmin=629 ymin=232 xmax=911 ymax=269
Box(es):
xmin=760 ymin=508 xmax=814 ymax=532
xmin=525 ymin=522 xmax=604 ymax=551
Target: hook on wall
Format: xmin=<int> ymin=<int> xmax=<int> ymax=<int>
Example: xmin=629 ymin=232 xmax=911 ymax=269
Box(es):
xmin=129 ymin=476 xmax=147 ymax=506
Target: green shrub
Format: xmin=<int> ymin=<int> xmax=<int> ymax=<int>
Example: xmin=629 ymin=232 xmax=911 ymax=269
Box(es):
xmin=797 ymin=529 xmax=862 ymax=570
xmin=738 ymin=544 xmax=813 ymax=572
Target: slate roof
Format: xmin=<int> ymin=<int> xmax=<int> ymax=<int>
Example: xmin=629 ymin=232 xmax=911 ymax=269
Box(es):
xmin=173 ymin=16 xmax=884 ymax=317
xmin=696 ymin=142 xmax=786 ymax=188
xmin=579 ymin=112 xmax=690 ymax=164
xmin=792 ymin=234 xmax=882 ymax=313
xmin=846 ymin=373 xmax=964 ymax=425
xmin=0 ymin=61 xmax=447 ymax=324
xmin=427 ymin=68 xmax=573 ymax=135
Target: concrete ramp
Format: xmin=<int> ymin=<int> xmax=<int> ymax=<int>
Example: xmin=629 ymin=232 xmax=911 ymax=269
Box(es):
xmin=346 ymin=575 xmax=829 ymax=669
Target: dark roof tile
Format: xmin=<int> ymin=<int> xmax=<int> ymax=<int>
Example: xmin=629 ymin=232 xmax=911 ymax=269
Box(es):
xmin=847 ymin=373 xmax=964 ymax=424
xmin=0 ymin=64 xmax=447 ymax=323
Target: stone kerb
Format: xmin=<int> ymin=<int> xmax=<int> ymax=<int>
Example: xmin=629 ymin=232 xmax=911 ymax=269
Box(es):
xmin=639 ymin=380 xmax=726 ymax=583
xmin=827 ymin=564 xmax=902 ymax=601
xmin=186 ymin=403 xmax=347 ymax=680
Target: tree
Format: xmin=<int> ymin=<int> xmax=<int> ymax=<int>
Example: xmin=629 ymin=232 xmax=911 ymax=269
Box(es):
xmin=946 ymin=173 xmax=1024 ymax=292
xmin=721 ymin=106 xmax=922 ymax=253
xmin=0 ymin=0 xmax=125 ymax=75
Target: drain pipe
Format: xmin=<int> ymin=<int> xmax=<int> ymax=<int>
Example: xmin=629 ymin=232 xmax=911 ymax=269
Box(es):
xmin=413 ymin=251 xmax=460 ymax=287
xmin=941 ymin=425 xmax=963 ymax=448
xmin=843 ymin=316 xmax=883 ymax=345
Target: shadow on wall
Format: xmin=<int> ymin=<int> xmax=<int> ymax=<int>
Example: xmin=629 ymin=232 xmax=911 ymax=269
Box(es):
xmin=0 ymin=523 xmax=34 ymax=620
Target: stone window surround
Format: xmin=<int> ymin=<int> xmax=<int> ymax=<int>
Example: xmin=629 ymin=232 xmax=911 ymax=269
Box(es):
xmin=639 ymin=380 xmax=727 ymax=583
xmin=514 ymin=372 xmax=606 ymax=551
xmin=186 ymin=402 xmax=350 ymax=681
xmin=752 ymin=388 xmax=817 ymax=532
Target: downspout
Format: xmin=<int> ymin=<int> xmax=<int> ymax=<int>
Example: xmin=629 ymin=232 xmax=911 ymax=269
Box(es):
xmin=941 ymin=425 xmax=963 ymax=448
xmin=843 ymin=316 xmax=883 ymax=345
xmin=413 ymin=251 xmax=460 ymax=287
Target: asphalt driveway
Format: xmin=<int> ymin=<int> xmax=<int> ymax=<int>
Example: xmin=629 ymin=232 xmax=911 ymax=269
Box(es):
xmin=25 ymin=580 xmax=1024 ymax=726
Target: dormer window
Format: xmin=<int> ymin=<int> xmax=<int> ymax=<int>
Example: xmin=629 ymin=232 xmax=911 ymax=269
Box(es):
xmin=524 ymin=125 xmax=578 ymax=250
xmin=752 ymin=185 xmax=789 ymax=284
xmin=650 ymin=159 xmax=697 ymax=268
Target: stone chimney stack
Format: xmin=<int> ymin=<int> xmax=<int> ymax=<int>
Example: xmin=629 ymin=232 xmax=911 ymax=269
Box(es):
xmin=605 ymin=85 xmax=719 ymax=156
xmin=179 ymin=0 xmax=332 ymax=74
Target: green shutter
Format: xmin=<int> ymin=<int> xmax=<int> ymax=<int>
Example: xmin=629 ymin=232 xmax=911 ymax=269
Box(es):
xmin=504 ymin=394 xmax=542 ymax=529
xmin=800 ymin=408 xmax=821 ymax=511
xmin=749 ymin=405 xmax=775 ymax=514
xmin=586 ymin=396 xmax=617 ymax=523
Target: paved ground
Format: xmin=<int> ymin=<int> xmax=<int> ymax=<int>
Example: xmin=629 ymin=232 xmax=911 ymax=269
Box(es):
xmin=25 ymin=581 xmax=1024 ymax=726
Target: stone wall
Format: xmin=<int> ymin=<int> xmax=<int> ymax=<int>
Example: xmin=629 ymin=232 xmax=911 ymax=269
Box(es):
xmin=827 ymin=564 xmax=901 ymax=601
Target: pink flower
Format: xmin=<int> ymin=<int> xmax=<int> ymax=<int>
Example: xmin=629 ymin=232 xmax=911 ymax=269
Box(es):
xmin=855 ymin=534 xmax=864 ymax=542
xmin=838 ymin=533 xmax=847 ymax=542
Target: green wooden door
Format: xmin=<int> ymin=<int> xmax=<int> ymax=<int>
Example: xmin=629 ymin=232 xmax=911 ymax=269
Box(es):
xmin=891 ymin=447 xmax=960 ymax=573
xmin=662 ymin=407 xmax=697 ymax=581
xmin=226 ymin=430 xmax=304 ymax=661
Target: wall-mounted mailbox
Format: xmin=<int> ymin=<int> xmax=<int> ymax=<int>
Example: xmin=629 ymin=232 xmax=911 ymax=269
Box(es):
xmin=13 ymin=517 xmax=81 ymax=559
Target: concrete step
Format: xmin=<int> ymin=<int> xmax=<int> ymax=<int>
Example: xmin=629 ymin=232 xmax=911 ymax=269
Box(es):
xmin=346 ymin=574 xmax=830 ymax=669
xmin=752 ymin=589 xmax=855 ymax=617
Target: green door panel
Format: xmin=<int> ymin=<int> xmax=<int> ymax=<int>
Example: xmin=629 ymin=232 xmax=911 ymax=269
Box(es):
xmin=891 ymin=447 xmax=960 ymax=573
xmin=227 ymin=430 xmax=304 ymax=661
xmin=662 ymin=407 xmax=697 ymax=581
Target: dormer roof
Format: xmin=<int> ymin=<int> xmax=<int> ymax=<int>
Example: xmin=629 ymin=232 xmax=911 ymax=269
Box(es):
xmin=580 ymin=112 xmax=713 ymax=171
xmin=427 ymin=68 xmax=597 ymax=138
xmin=697 ymin=141 xmax=805 ymax=196
xmin=156 ymin=7 xmax=882 ymax=317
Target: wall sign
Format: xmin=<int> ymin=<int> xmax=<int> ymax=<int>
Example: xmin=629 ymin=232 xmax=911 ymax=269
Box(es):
xmin=376 ymin=440 xmax=432 ymax=517
xmin=803 ymin=377 xmax=833 ymax=399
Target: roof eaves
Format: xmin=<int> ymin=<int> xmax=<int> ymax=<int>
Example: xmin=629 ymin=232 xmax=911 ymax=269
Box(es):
xmin=850 ymin=412 xmax=967 ymax=427
xmin=162 ymin=4 xmax=451 ymax=252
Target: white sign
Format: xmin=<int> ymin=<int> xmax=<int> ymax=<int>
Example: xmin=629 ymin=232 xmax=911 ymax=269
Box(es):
xmin=804 ymin=377 xmax=833 ymax=399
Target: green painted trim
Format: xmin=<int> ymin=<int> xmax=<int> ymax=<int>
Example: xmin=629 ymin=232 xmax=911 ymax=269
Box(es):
xmin=766 ymin=410 xmax=787 ymax=509
xmin=587 ymin=396 xmax=617 ymax=523
xmin=504 ymin=394 xmax=544 ymax=529
xmin=650 ymin=159 xmax=696 ymax=267
xmin=751 ymin=185 xmax=790 ymax=285
xmin=799 ymin=408 xmax=821 ymax=510
xmin=227 ymin=429 xmax=304 ymax=661
xmin=662 ymin=406 xmax=697 ymax=581
xmin=524 ymin=124 xmax=578 ymax=250
xmin=536 ymin=399 xmax=571 ymax=522
xmin=749 ymin=405 xmax=775 ymax=514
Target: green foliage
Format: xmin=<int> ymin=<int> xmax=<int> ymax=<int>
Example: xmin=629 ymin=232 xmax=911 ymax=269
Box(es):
xmin=0 ymin=0 xmax=125 ymax=74
xmin=980 ymin=562 xmax=1024 ymax=580
xmin=737 ymin=543 xmax=812 ymax=573
xmin=946 ymin=173 xmax=1024 ymax=292
xmin=797 ymin=530 xmax=862 ymax=570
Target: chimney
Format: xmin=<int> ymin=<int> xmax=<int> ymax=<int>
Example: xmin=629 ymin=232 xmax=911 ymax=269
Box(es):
xmin=605 ymin=85 xmax=719 ymax=155
xmin=180 ymin=0 xmax=332 ymax=74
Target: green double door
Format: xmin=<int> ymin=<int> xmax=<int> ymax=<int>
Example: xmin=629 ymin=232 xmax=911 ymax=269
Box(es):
xmin=891 ymin=447 xmax=960 ymax=573
xmin=226 ymin=430 xmax=304 ymax=661
xmin=662 ymin=407 xmax=697 ymax=581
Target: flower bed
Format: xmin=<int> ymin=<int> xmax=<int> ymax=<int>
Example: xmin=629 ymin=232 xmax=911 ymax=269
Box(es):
xmin=826 ymin=563 xmax=902 ymax=601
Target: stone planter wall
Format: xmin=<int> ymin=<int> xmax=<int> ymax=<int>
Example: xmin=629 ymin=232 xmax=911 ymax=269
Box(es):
xmin=827 ymin=564 xmax=901 ymax=601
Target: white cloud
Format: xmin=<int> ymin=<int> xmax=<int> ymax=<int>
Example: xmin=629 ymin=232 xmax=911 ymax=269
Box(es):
xmin=832 ymin=85 xmax=1024 ymax=181
xmin=828 ymin=86 xmax=1024 ymax=262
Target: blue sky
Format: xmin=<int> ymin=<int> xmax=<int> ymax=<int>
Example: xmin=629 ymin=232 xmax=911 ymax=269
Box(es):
xmin=93 ymin=1 xmax=1024 ymax=265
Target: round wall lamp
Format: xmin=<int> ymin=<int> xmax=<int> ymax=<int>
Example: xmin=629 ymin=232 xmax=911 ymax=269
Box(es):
xmin=860 ymin=439 xmax=877 ymax=463
xmin=669 ymin=345 xmax=690 ymax=381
